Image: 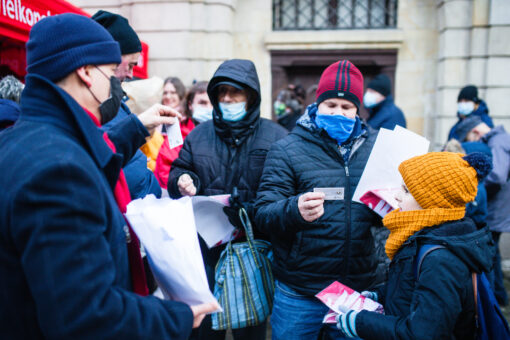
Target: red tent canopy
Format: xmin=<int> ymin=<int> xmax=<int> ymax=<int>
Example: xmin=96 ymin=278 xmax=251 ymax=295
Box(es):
xmin=0 ymin=0 xmax=149 ymax=79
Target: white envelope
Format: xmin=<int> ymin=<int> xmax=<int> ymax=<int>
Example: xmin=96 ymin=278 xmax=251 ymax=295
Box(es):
xmin=126 ymin=195 xmax=220 ymax=309
xmin=166 ymin=120 xmax=183 ymax=149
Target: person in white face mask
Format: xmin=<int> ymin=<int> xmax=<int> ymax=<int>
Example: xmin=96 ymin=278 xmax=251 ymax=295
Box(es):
xmin=447 ymin=85 xmax=494 ymax=141
xmin=167 ymin=59 xmax=288 ymax=340
xmin=363 ymin=73 xmax=406 ymax=130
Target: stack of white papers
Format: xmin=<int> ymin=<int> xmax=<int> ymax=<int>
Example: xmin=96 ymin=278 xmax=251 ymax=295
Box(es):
xmin=126 ymin=195 xmax=219 ymax=308
xmin=353 ymin=126 xmax=430 ymax=204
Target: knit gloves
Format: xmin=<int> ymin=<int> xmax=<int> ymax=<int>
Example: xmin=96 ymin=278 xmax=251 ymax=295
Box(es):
xmin=336 ymin=310 xmax=359 ymax=338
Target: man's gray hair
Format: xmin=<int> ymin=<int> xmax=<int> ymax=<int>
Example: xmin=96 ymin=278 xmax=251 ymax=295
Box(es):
xmin=0 ymin=76 xmax=24 ymax=103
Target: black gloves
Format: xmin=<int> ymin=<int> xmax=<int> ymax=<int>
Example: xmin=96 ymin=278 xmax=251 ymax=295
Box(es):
xmin=222 ymin=187 xmax=253 ymax=230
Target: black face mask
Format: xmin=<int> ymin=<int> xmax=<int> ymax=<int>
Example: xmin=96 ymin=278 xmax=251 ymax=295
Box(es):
xmin=99 ymin=75 xmax=124 ymax=125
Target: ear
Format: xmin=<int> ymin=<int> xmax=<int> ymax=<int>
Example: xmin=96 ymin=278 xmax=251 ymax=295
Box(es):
xmin=76 ymin=65 xmax=94 ymax=88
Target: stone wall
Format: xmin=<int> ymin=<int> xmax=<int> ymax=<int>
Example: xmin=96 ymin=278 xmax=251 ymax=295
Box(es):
xmin=68 ymin=0 xmax=510 ymax=143
xmin=435 ymin=0 xmax=510 ymax=148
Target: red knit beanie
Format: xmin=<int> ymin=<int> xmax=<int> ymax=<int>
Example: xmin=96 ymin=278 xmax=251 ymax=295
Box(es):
xmin=316 ymin=60 xmax=364 ymax=110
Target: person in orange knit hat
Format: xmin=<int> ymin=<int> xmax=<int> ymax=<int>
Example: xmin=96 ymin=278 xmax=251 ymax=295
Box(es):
xmin=336 ymin=151 xmax=497 ymax=339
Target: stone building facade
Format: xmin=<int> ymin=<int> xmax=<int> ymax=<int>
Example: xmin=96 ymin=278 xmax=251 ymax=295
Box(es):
xmin=70 ymin=0 xmax=510 ymax=148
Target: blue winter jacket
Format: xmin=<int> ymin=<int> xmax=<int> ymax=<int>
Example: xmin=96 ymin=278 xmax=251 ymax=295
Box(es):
xmin=255 ymin=105 xmax=382 ymax=296
xmin=448 ymin=100 xmax=494 ymax=141
xmin=367 ymin=95 xmax=406 ymax=130
xmin=0 ymin=74 xmax=193 ymax=339
xmin=0 ymin=98 xmax=20 ymax=131
xmin=103 ymin=101 xmax=161 ymax=199
xmin=356 ymin=219 xmax=494 ymax=340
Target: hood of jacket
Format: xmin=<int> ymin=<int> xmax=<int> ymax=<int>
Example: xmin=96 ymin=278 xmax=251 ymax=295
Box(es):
xmin=207 ymin=59 xmax=261 ymax=147
xmin=410 ymin=218 xmax=494 ymax=274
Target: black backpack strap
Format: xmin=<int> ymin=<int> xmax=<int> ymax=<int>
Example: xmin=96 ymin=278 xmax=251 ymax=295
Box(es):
xmin=413 ymin=244 xmax=446 ymax=281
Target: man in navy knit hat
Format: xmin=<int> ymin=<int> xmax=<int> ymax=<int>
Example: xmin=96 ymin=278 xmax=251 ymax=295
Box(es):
xmin=92 ymin=10 xmax=162 ymax=201
xmin=255 ymin=60 xmax=383 ymax=339
xmin=0 ymin=13 xmax=217 ymax=339
xmin=363 ymin=73 xmax=406 ymax=130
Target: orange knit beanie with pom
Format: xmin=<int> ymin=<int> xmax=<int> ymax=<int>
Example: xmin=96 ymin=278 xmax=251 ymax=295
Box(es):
xmin=399 ymin=152 xmax=478 ymax=209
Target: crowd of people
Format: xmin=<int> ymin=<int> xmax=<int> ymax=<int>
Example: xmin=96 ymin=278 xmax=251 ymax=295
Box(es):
xmin=0 ymin=10 xmax=509 ymax=340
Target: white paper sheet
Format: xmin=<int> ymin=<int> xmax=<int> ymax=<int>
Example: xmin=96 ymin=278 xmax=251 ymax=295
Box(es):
xmin=166 ymin=120 xmax=183 ymax=149
xmin=126 ymin=195 xmax=219 ymax=308
xmin=191 ymin=195 xmax=236 ymax=249
xmin=353 ymin=126 xmax=430 ymax=203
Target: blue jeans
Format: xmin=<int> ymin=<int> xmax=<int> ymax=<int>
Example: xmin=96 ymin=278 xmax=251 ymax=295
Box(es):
xmin=488 ymin=232 xmax=508 ymax=306
xmin=271 ymin=280 xmax=356 ymax=340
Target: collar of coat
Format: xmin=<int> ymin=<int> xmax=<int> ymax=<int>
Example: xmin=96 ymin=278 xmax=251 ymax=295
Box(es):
xmin=19 ymin=74 xmax=117 ymax=172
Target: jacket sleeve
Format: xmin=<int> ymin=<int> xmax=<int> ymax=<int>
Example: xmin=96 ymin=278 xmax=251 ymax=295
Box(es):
xmin=254 ymin=142 xmax=315 ymax=236
xmin=106 ymin=114 xmax=150 ymax=167
xmin=356 ymin=250 xmax=467 ymax=340
xmin=12 ymin=162 xmax=193 ymax=339
xmin=167 ymin=134 xmax=201 ymax=198
xmin=123 ymin=149 xmax=162 ymax=199
xmin=485 ymin=134 xmax=510 ymax=198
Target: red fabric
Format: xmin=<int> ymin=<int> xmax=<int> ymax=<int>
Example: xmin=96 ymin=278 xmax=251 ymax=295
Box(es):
xmin=155 ymin=118 xmax=195 ymax=189
xmin=83 ymin=108 xmax=149 ymax=296
xmin=316 ymin=60 xmax=364 ymax=105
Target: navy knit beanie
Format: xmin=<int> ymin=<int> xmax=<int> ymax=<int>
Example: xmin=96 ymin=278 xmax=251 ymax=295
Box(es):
xmin=367 ymin=74 xmax=391 ymax=97
xmin=26 ymin=14 xmax=121 ymax=82
xmin=92 ymin=10 xmax=142 ymax=55
xmin=458 ymin=85 xmax=479 ymax=103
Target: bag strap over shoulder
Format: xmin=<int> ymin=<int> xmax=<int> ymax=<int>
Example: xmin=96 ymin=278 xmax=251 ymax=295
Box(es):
xmin=414 ymin=244 xmax=446 ymax=281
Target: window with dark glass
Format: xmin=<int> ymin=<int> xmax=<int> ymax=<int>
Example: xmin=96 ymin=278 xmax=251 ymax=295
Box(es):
xmin=273 ymin=0 xmax=398 ymax=30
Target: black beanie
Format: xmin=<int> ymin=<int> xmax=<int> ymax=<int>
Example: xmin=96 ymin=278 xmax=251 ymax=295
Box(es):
xmin=367 ymin=74 xmax=391 ymax=97
xmin=92 ymin=10 xmax=142 ymax=55
xmin=458 ymin=85 xmax=479 ymax=103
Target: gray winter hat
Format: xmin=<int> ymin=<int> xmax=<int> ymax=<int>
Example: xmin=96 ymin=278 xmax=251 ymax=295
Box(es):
xmin=456 ymin=115 xmax=483 ymax=141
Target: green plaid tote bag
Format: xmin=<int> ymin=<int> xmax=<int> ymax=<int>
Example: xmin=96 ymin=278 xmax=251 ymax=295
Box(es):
xmin=211 ymin=208 xmax=274 ymax=330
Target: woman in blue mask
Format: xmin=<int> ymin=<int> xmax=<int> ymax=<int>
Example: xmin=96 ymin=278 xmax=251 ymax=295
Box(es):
xmin=167 ymin=59 xmax=288 ymax=340
xmin=255 ymin=60 xmax=383 ymax=340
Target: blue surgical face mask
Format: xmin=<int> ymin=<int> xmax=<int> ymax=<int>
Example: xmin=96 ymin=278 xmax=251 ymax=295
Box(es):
xmin=192 ymin=105 xmax=213 ymax=123
xmin=315 ymin=113 xmax=356 ymax=144
xmin=458 ymin=101 xmax=475 ymax=116
xmin=363 ymin=91 xmax=379 ymax=108
xmin=219 ymin=102 xmax=247 ymax=121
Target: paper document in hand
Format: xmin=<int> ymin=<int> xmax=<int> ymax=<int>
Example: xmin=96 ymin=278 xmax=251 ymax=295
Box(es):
xmin=316 ymin=281 xmax=384 ymax=323
xmin=191 ymin=195 xmax=237 ymax=249
xmin=126 ymin=195 xmax=220 ymax=310
xmin=166 ymin=120 xmax=183 ymax=149
xmin=353 ymin=126 xmax=429 ymax=203
xmin=360 ymin=187 xmax=400 ymax=217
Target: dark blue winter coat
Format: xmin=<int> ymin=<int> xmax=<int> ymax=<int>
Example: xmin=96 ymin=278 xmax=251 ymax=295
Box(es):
xmin=448 ymin=100 xmax=493 ymax=141
xmin=0 ymin=98 xmax=20 ymax=131
xmin=103 ymin=101 xmax=161 ymax=199
xmin=0 ymin=74 xmax=193 ymax=339
xmin=255 ymin=107 xmax=382 ymax=296
xmin=367 ymin=95 xmax=406 ymax=130
xmin=356 ymin=219 xmax=494 ymax=340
